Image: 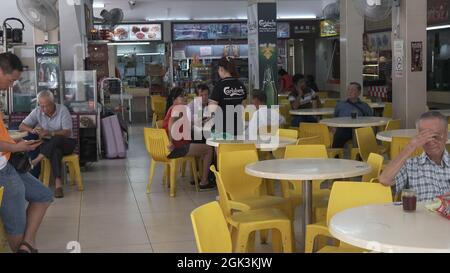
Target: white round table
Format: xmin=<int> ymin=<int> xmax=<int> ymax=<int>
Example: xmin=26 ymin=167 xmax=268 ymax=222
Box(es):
xmin=438 ymin=109 xmax=450 ymax=117
xmin=368 ymin=103 xmax=386 ymax=109
xmin=289 ymin=108 xmax=335 ymax=116
xmin=245 ymin=158 xmax=371 ymax=251
xmin=206 ymin=136 xmax=297 ymax=151
xmin=320 ymin=117 xmax=391 ymax=128
xmin=329 ymin=203 xmax=450 ymax=253
xmin=377 ymin=129 xmax=450 ymax=144
xmin=9 ymin=130 xmax=28 ymax=141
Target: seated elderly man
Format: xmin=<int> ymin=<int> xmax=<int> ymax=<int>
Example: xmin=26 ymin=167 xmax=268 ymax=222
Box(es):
xmin=332 ymin=82 xmax=373 ymax=148
xmin=19 ymin=90 xmax=76 ymax=198
xmin=379 ymin=112 xmax=450 ymax=201
xmin=246 ymin=91 xmax=285 ymax=138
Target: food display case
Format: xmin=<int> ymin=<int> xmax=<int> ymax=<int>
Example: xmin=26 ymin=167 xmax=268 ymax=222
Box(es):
xmin=11 ymin=69 xmax=37 ymax=113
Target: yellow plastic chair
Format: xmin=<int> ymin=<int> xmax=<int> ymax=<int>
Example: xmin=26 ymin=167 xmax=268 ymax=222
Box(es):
xmin=390 ymin=136 xmax=423 ymax=160
xmin=155 ymin=120 xmax=164 ymax=129
xmin=315 ymin=92 xmax=328 ymax=99
xmin=272 ymin=129 xmax=298 ymax=159
xmin=298 ymin=123 xmax=344 ymax=159
xmin=211 ymin=166 xmax=293 ymax=253
xmin=362 ymin=153 xmax=384 ymax=182
xmin=353 ymin=127 xmax=386 ymax=162
xmin=191 ymin=202 xmax=233 ymax=253
xmin=380 ymin=119 xmax=401 ymax=154
xmin=279 ymin=103 xmax=292 ymax=129
xmin=296 ymin=135 xmax=322 ymax=145
xmin=383 ymin=103 xmax=393 ymax=118
xmin=150 ymin=95 xmax=167 ymax=128
xmin=144 ymin=128 xmax=198 ymax=197
xmin=217 ymin=143 xmax=257 ymax=171
xmin=0 ymin=187 xmax=10 ymax=253
xmin=282 ymin=145 xmax=330 ymax=223
xmin=322 ymin=99 xmax=339 ymax=109
xmin=40 ymin=154 xmax=84 ymax=191
xmin=305 ymin=182 xmax=393 ymax=253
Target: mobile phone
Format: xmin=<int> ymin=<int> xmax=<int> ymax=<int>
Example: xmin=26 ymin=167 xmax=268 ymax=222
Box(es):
xmin=25 ymin=140 xmax=41 ymax=144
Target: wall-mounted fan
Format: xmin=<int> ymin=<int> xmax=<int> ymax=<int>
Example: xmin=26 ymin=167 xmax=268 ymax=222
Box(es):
xmin=94 ymin=8 xmax=124 ymax=30
xmin=16 ymin=0 xmax=59 ymax=33
xmin=352 ymin=0 xmax=394 ymax=22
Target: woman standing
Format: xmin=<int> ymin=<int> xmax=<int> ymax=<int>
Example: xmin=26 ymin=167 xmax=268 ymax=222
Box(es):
xmin=209 ymin=57 xmax=247 ymax=136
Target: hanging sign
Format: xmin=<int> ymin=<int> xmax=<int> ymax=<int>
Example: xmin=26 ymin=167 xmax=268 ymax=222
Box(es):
xmin=393 ymin=40 xmax=404 ymax=78
xmin=411 ymin=41 xmax=423 ymax=72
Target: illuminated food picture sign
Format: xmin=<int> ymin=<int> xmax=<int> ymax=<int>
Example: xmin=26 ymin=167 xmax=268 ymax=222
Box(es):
xmin=111 ymin=24 xmax=162 ymax=41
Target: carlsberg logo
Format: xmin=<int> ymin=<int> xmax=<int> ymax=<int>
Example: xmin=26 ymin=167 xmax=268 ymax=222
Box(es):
xmin=259 ymin=20 xmax=276 ymax=28
xmin=36 ymin=46 xmax=57 ymax=55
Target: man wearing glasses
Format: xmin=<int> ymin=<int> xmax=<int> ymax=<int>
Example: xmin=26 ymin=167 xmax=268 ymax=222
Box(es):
xmin=380 ymin=111 xmax=450 ymax=201
xmin=19 ymin=90 xmax=75 ymax=198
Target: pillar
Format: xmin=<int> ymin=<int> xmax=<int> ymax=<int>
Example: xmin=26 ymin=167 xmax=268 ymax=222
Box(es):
xmin=392 ymin=0 xmax=428 ymax=128
xmin=340 ymin=0 xmax=364 ymax=100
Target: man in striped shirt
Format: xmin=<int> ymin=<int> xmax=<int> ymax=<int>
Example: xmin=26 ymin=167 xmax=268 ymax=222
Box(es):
xmin=380 ymin=111 xmax=450 ymax=201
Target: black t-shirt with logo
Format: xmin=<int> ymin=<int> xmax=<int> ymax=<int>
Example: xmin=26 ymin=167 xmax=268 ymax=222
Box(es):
xmin=210 ymin=77 xmax=247 ymax=135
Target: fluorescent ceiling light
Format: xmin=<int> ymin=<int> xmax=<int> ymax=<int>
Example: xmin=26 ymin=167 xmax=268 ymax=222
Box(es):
xmin=108 ymin=42 xmax=151 ymax=46
xmin=93 ymin=3 xmax=105 ymax=8
xmin=427 ymin=25 xmax=450 ymax=31
xmin=278 ymin=15 xmax=318 ymax=19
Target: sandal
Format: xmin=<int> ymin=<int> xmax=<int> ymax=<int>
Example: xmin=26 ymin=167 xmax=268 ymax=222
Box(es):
xmin=17 ymin=241 xmax=38 ymax=253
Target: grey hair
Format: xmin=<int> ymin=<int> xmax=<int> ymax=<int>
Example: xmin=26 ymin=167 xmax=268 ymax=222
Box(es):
xmin=416 ymin=111 xmax=448 ymax=130
xmin=37 ymin=90 xmax=54 ymax=103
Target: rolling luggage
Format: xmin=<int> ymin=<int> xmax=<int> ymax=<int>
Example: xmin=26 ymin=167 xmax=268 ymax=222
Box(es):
xmin=101 ymin=115 xmax=127 ymax=159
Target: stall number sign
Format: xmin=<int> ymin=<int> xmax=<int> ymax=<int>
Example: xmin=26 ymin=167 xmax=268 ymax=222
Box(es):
xmin=393 ymin=40 xmax=404 ymax=78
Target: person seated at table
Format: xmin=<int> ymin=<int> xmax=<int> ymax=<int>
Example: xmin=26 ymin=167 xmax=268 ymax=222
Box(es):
xmin=379 ymin=111 xmax=450 ymax=202
xmin=289 ymin=74 xmax=321 ymax=127
xmin=0 ymin=52 xmax=53 ymax=253
xmin=246 ymin=91 xmax=285 ymax=138
xmin=19 ymin=90 xmax=76 ymax=199
xmin=187 ymin=84 xmax=209 ymax=135
xmin=163 ymin=87 xmax=215 ymax=190
xmin=306 ymin=75 xmax=319 ymax=93
xmin=332 ymin=82 xmax=373 ymax=148
xmin=278 ymin=68 xmax=294 ymax=94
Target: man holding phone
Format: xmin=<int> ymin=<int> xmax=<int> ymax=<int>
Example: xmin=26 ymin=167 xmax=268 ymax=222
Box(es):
xmin=19 ymin=90 xmax=75 ymax=198
xmin=379 ymin=111 xmax=450 ymax=201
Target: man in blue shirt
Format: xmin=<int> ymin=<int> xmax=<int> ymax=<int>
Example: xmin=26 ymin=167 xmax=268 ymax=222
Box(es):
xmin=332 ymin=82 xmax=373 ymax=148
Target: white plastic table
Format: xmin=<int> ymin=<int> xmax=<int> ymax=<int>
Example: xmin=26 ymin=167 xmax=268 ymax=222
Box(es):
xmin=9 ymin=130 xmax=28 ymax=141
xmin=329 ymin=203 xmax=450 ymax=253
xmin=377 ymin=129 xmax=450 ymax=144
xmin=245 ymin=158 xmax=371 ymax=251
xmin=368 ymin=103 xmax=386 ymax=109
xmin=320 ymin=117 xmax=391 ymax=128
xmin=438 ymin=109 xmax=450 ymax=117
xmin=289 ymin=108 xmax=334 ymax=116
xmin=206 ymin=136 xmax=297 ymax=152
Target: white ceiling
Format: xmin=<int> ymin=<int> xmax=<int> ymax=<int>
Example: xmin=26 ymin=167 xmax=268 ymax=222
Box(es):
xmin=94 ymin=0 xmax=332 ymax=21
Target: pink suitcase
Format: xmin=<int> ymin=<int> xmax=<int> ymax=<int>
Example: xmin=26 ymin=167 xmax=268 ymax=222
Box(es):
xmin=101 ymin=115 xmax=127 ymax=158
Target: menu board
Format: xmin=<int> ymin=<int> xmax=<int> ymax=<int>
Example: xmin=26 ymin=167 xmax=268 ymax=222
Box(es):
xmin=428 ymin=0 xmax=450 ymax=26
xmin=277 ymin=22 xmax=290 ymax=39
xmin=107 ymin=24 xmax=162 ymax=41
xmin=173 ymin=23 xmax=246 ymax=41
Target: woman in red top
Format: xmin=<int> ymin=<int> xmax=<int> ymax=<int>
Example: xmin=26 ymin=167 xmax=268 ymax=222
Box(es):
xmin=163 ymin=87 xmax=214 ymax=190
xmin=278 ymin=68 xmax=293 ymax=94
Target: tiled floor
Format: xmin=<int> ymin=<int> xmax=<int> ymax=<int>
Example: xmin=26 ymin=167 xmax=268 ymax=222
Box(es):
xmin=36 ymin=124 xmax=305 ymax=253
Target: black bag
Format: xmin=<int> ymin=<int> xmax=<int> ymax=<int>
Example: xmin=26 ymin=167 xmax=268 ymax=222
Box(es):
xmin=9 ymin=152 xmax=32 ymax=173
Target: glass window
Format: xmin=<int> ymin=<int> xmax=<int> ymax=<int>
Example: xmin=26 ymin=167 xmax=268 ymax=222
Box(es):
xmin=427 ymin=29 xmax=450 ymax=92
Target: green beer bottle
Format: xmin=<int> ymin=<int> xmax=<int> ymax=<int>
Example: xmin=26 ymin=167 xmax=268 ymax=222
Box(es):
xmin=262 ymin=65 xmax=278 ymax=107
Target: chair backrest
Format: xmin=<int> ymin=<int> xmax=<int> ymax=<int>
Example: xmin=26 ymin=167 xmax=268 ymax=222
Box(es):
xmin=355 ymin=127 xmax=380 ymax=162
xmin=143 ymin=128 xmax=170 ymax=162
xmin=155 ymin=120 xmax=164 ymax=129
xmin=315 ymin=92 xmax=328 ymax=99
xmin=210 ymin=166 xmax=234 ymax=219
xmin=296 ymin=135 xmax=322 ymax=145
xmin=0 ymin=187 xmax=3 ymax=207
xmin=217 ymin=143 xmax=257 ymax=170
xmin=279 ymin=103 xmax=292 ymax=127
xmin=390 ymin=136 xmax=423 ymax=160
xmin=285 ymin=145 xmax=328 ymax=159
xmin=385 ymin=119 xmax=401 ymax=131
xmin=362 ymin=153 xmax=384 ymax=182
xmin=151 ymin=95 xmax=167 ymax=114
xmin=383 ymin=103 xmax=393 ymax=118
xmin=278 ymin=129 xmax=298 ymax=139
xmin=190 ymin=201 xmax=232 ymax=253
xmin=323 ymin=99 xmax=339 ymax=108
xmin=219 ymin=149 xmax=262 ymax=200
xmin=298 ymin=123 xmax=330 ymax=147
xmin=326 ymin=182 xmax=393 ymax=226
